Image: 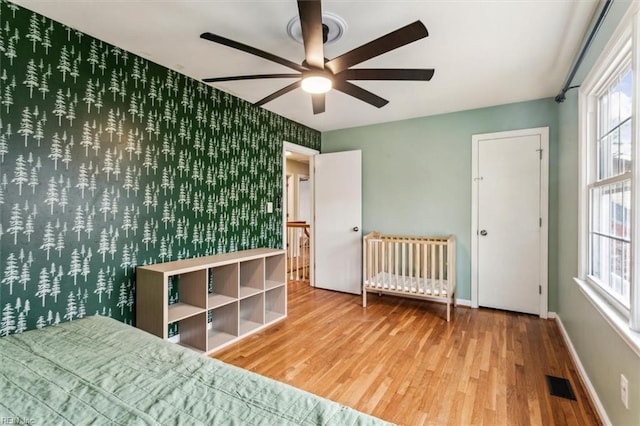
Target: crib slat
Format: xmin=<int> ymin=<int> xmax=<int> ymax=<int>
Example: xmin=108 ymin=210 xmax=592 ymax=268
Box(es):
xmin=439 ymin=242 xmax=444 ymax=296
xmin=394 ymin=242 xmax=399 ymax=290
xmin=372 ymin=239 xmax=377 ymax=287
xmin=367 ymin=237 xmax=372 ymax=286
xmin=405 ymin=241 xmax=413 ymax=292
xmin=378 ymin=241 xmax=386 ymax=287
xmin=424 ymin=243 xmax=429 ymax=294
xmin=431 ymin=242 xmax=436 ymax=292
xmin=401 ymin=242 xmax=406 ymax=291
xmin=423 ymin=243 xmax=428 ymax=295
xmin=415 ymin=242 xmax=420 ymax=293
xmin=373 ymin=241 xmax=380 ymax=287
xmin=378 ymin=239 xmax=382 ymax=287
xmin=416 ymin=241 xmax=420 ymax=290
xmin=388 ymin=240 xmax=392 ymax=289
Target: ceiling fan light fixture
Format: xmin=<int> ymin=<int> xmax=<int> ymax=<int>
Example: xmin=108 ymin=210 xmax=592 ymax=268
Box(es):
xmin=301 ymin=74 xmax=332 ymax=94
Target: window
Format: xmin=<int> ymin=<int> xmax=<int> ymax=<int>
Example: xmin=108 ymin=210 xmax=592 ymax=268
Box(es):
xmin=589 ymin=63 xmax=632 ymax=309
xmin=579 ymin=7 xmax=640 ymax=340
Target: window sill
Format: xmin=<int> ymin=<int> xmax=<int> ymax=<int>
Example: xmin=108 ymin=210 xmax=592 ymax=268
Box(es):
xmin=573 ymin=277 xmax=640 ymax=358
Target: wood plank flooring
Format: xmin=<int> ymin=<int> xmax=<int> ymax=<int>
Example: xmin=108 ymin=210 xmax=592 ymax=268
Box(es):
xmin=213 ymin=281 xmax=600 ymax=426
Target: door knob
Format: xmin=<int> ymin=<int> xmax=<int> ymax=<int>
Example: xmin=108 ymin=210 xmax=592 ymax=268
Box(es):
xmin=480 ymin=229 xmax=487 ymax=236
xmin=353 ymin=226 xmax=359 ymax=232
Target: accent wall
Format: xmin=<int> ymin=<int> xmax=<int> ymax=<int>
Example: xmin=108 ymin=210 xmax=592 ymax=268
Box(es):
xmin=0 ymin=0 xmax=320 ymax=336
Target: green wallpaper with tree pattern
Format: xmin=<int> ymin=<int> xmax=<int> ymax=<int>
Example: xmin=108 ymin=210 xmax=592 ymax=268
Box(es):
xmin=0 ymin=1 xmax=320 ymax=336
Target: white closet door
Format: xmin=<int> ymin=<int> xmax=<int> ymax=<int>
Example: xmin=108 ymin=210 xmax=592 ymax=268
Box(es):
xmin=476 ymin=132 xmax=543 ymax=315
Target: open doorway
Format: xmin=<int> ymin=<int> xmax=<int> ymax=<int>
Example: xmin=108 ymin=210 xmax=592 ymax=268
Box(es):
xmin=286 ymin=158 xmax=310 ymax=223
xmin=283 ymin=142 xmax=318 ymax=286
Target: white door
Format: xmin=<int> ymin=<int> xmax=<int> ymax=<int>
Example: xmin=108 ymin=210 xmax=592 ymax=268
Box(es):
xmin=314 ymin=150 xmax=362 ymax=294
xmin=473 ymin=128 xmax=548 ymax=315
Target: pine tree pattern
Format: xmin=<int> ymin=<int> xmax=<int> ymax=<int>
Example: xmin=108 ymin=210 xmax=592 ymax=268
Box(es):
xmin=0 ymin=1 xmax=320 ymax=336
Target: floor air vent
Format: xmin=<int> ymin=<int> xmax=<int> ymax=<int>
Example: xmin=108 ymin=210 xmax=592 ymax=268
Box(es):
xmin=545 ymin=375 xmax=576 ymax=400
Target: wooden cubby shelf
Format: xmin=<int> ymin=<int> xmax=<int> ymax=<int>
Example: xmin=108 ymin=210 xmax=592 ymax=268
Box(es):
xmin=136 ymin=248 xmax=287 ymax=354
xmin=167 ymin=303 xmax=205 ymax=323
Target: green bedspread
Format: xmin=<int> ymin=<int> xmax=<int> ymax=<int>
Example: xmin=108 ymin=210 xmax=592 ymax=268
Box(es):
xmin=0 ymin=316 xmax=390 ymax=425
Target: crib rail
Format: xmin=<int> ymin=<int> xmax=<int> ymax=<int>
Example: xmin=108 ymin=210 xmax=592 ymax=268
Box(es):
xmin=363 ymin=232 xmax=456 ymax=321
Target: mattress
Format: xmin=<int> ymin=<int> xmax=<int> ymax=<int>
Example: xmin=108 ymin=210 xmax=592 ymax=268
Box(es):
xmin=0 ymin=316 xmax=390 ymax=425
xmin=364 ymin=271 xmax=448 ymax=296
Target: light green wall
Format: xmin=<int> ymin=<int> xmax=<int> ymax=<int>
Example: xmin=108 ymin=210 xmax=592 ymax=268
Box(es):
xmin=555 ymin=1 xmax=640 ymax=424
xmin=322 ymin=1 xmax=640 ymax=424
xmin=322 ymin=98 xmax=559 ymax=304
xmin=558 ymin=90 xmax=640 ymax=426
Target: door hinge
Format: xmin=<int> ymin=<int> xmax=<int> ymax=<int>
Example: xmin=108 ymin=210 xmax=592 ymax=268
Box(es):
xmin=539 ymin=285 xmax=542 ymax=295
xmin=539 ymin=217 xmax=542 ymax=227
xmin=537 ymin=148 xmax=543 ymax=160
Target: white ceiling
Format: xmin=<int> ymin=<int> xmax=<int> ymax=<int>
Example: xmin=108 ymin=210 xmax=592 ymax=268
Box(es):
xmin=11 ymin=0 xmax=598 ymax=132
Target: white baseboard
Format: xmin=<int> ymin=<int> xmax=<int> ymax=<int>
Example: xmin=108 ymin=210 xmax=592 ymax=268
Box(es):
xmin=456 ymin=298 xmax=472 ymax=307
xmin=554 ymin=314 xmax=611 ymax=426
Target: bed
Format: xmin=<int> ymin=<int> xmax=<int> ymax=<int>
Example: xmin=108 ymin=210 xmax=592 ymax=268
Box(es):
xmin=363 ymin=232 xmax=456 ymax=321
xmin=0 ymin=316 xmax=390 ymax=425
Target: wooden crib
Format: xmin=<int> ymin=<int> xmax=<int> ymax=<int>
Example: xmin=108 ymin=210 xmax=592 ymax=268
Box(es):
xmin=362 ymin=232 xmax=457 ymax=321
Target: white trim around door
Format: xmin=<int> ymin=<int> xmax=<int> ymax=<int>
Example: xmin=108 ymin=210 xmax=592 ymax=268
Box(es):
xmin=471 ymin=127 xmax=549 ymax=318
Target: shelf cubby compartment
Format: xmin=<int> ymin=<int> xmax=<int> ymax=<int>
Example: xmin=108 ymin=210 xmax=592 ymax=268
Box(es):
xmin=207 ymin=302 xmax=239 ymax=352
xmin=167 ymin=269 xmax=208 ymax=323
xmin=265 ymin=254 xmax=286 ymax=290
xmin=239 ymin=258 xmax=264 ymax=299
xmin=208 ymin=263 xmax=239 ymax=309
xmin=239 ymin=293 xmax=264 ymax=335
xmin=172 ymin=311 xmax=207 ymax=353
xmin=265 ymin=286 xmax=286 ymax=324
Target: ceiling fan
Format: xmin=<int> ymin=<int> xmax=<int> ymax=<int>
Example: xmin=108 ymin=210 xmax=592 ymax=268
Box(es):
xmin=200 ymin=0 xmax=434 ymax=114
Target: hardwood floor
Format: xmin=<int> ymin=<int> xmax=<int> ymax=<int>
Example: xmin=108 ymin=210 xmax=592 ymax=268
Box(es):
xmin=213 ymin=280 xmax=600 ymax=426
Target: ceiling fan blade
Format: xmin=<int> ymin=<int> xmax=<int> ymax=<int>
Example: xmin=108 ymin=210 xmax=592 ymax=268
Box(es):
xmin=200 ymin=32 xmax=306 ymax=72
xmin=203 ymin=74 xmax=300 ymax=83
xmin=337 ymin=68 xmax=434 ymax=81
xmin=334 ymin=80 xmax=389 ymax=108
xmin=311 ymin=93 xmax=325 ymax=114
xmin=325 ymin=21 xmax=429 ymax=74
xmin=297 ymin=0 xmax=325 ymax=69
xmin=254 ymin=81 xmax=302 ymax=107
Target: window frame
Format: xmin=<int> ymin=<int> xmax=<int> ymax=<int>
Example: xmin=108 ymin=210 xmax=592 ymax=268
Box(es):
xmin=587 ymin=56 xmax=633 ymax=311
xmin=578 ymin=6 xmax=640 ymax=349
